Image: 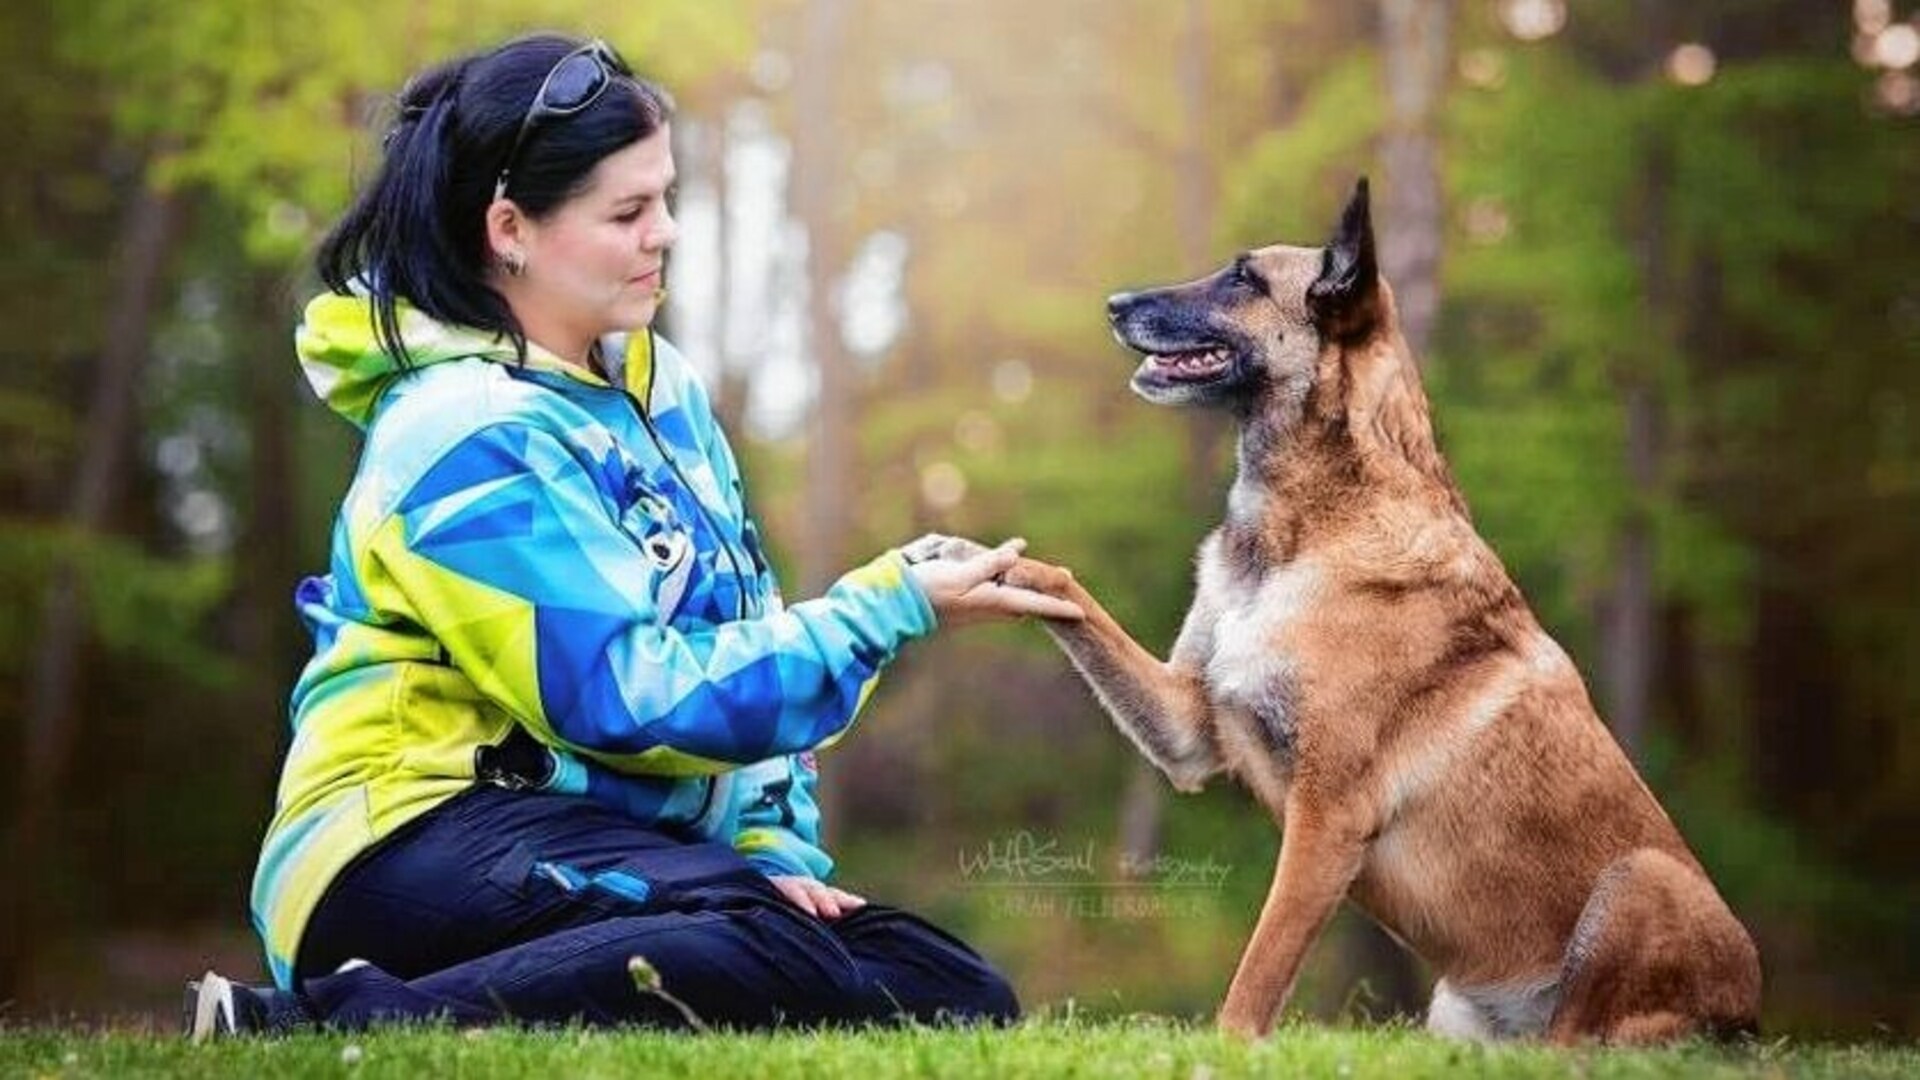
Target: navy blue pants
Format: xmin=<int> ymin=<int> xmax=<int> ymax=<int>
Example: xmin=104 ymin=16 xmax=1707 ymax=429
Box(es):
xmin=290 ymin=786 xmax=1019 ymax=1031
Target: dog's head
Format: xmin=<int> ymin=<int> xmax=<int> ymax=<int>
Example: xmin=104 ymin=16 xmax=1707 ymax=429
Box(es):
xmin=1108 ymin=178 xmax=1382 ymax=409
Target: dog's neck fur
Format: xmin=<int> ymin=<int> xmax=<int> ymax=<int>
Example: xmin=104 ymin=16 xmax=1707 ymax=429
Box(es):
xmin=1224 ymin=286 xmax=1469 ymax=569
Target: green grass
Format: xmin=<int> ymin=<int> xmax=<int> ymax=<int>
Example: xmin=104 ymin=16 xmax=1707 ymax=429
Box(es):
xmin=3 ymin=1019 xmax=1916 ymax=1079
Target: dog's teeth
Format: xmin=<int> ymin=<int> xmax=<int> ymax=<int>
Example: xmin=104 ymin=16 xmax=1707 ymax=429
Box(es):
xmin=1150 ymin=349 xmax=1228 ymax=376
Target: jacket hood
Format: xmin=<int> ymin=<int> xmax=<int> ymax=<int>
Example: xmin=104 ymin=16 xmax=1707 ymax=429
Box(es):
xmin=296 ymin=293 xmax=549 ymax=428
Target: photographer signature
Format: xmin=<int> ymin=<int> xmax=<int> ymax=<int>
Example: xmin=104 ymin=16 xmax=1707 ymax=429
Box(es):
xmin=957 ymin=831 xmax=1232 ymax=888
xmin=956 ymin=831 xmax=1096 ymax=881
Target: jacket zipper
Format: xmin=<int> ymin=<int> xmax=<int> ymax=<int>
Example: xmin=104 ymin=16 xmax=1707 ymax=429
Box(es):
xmin=690 ymin=773 xmax=720 ymax=830
xmin=617 ymin=329 xmax=754 ymax=621
xmin=601 ymin=332 xmax=752 ymax=828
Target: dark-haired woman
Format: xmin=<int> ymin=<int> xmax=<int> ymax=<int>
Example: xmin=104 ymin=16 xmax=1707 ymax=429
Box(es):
xmin=185 ymin=33 xmax=1080 ymax=1038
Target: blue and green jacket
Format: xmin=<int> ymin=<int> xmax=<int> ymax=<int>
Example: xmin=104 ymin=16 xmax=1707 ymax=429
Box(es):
xmin=251 ymin=293 xmax=936 ymax=988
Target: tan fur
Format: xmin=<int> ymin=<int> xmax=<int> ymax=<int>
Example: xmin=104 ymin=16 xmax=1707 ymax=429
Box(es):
xmin=1011 ymin=202 xmax=1761 ymax=1043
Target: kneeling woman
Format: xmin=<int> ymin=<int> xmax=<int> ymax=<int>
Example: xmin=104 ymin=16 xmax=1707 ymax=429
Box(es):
xmin=187 ymin=32 xmax=1080 ymax=1037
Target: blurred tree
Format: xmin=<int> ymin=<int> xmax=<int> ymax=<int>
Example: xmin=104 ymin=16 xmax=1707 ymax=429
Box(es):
xmin=5 ymin=174 xmax=184 ymax=1002
xmin=1115 ymin=0 xmax=1231 ymax=891
xmin=791 ymin=0 xmax=857 ymax=598
xmin=1359 ymin=0 xmax=1458 ymax=1020
xmin=1597 ymin=0 xmax=1682 ymax=763
xmin=1378 ymin=0 xmax=1454 ymax=357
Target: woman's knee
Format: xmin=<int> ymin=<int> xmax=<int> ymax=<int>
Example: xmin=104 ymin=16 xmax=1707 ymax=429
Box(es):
xmin=837 ymin=906 xmax=1021 ymax=1025
xmin=946 ymin=963 xmax=1021 ymax=1026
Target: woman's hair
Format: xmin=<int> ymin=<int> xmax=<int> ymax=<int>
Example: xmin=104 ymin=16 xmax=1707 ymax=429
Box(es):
xmin=316 ymin=33 xmax=674 ymax=365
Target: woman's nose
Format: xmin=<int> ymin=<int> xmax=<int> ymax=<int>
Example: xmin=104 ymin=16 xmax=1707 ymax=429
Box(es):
xmin=650 ymin=207 xmax=679 ymax=250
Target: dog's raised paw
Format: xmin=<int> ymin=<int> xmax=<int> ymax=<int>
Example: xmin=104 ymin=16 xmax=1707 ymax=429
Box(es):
xmin=1004 ymin=556 xmax=1074 ymax=596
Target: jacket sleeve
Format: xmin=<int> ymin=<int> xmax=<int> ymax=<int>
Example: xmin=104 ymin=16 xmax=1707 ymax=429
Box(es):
xmin=729 ymin=754 xmax=833 ymax=880
xmin=365 ymin=421 xmax=936 ymax=775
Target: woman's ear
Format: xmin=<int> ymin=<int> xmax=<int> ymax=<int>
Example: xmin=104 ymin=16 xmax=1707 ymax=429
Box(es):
xmin=484 ymin=199 xmax=530 ymax=271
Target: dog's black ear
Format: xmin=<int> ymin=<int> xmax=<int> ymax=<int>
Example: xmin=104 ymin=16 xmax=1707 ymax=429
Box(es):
xmin=1308 ymin=177 xmax=1380 ymax=338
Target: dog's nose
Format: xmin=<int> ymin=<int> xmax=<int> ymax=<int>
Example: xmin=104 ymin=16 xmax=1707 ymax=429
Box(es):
xmin=1106 ymin=291 xmax=1135 ymax=320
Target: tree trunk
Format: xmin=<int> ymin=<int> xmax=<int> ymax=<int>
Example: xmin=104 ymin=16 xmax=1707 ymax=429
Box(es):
xmin=1348 ymin=0 xmax=1456 ymax=1018
xmin=788 ymin=0 xmax=856 ymax=838
xmin=1750 ymin=563 xmax=1836 ymax=821
xmin=1117 ymin=0 xmax=1230 ymax=877
xmin=1377 ymin=0 xmax=1452 ymax=360
xmin=791 ymin=0 xmax=854 ymax=598
xmin=707 ymin=112 xmax=750 ymax=437
xmin=238 ymin=270 xmax=300 ymax=768
xmin=1601 ymin=4 xmax=1677 ymax=763
xmin=2 ymin=179 xmax=182 ymax=1000
xmin=1602 ymin=379 xmax=1659 ymax=761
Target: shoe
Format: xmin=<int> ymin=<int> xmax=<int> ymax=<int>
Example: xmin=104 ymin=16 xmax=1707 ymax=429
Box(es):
xmin=183 ymin=970 xmax=313 ymax=1041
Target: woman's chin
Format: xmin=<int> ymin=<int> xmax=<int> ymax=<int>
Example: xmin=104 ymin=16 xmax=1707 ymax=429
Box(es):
xmin=607 ymin=299 xmax=661 ymax=332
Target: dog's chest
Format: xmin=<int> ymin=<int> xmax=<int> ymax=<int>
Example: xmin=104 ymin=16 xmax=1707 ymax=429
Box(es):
xmin=1197 ymin=547 xmax=1321 ymax=777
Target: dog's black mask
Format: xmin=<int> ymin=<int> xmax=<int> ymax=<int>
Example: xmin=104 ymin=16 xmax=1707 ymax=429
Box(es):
xmin=1106 ymin=178 xmax=1379 ymax=409
xmin=1107 ymin=265 xmax=1268 ymax=407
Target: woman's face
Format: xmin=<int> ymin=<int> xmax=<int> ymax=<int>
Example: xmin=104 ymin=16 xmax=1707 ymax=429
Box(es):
xmin=514 ymin=124 xmax=678 ymax=353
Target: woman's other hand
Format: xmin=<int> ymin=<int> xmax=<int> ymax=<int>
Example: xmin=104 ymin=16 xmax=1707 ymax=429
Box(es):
xmin=904 ymin=537 xmax=1085 ymax=627
xmin=767 ymin=875 xmax=868 ymax=920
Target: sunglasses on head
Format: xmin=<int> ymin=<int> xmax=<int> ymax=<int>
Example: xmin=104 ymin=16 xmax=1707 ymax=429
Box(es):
xmin=493 ymin=39 xmax=632 ymax=202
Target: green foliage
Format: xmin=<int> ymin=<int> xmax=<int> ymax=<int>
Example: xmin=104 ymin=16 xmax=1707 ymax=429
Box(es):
xmin=0 ymin=525 xmax=236 ymax=686
xmin=1435 ymin=49 xmax=1644 ymax=640
xmin=1222 ymin=50 xmax=1383 ymax=248
xmin=52 ymin=0 xmax=769 ymax=261
xmin=0 ymin=390 xmax=79 ymax=463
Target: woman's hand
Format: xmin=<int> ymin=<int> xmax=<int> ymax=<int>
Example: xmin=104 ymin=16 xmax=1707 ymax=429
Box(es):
xmin=768 ymin=875 xmax=868 ymax=920
xmin=904 ymin=537 xmax=1085 ymax=627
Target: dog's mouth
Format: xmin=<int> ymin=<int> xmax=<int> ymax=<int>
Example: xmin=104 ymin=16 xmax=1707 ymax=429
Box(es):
xmin=1139 ymin=345 xmax=1235 ymax=384
xmin=1122 ymin=332 xmax=1249 ymax=401
xmin=1108 ymin=293 xmax=1257 ymax=404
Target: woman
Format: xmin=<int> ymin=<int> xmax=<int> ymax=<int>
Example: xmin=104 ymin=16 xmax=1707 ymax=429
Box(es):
xmin=186 ymin=32 xmax=1081 ymax=1037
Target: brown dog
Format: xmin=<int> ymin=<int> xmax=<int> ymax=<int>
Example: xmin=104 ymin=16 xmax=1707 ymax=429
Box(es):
xmin=1006 ymin=180 xmax=1761 ymax=1043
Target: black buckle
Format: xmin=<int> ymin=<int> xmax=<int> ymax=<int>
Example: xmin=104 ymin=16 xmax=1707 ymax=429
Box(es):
xmin=475 ymin=725 xmax=555 ymax=791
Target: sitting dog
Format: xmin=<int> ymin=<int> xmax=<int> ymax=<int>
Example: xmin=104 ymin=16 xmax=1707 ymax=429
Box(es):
xmin=1005 ymin=180 xmax=1761 ymax=1043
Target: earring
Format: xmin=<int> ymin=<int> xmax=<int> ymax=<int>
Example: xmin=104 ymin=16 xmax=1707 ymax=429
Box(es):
xmin=503 ymin=249 xmax=527 ymax=277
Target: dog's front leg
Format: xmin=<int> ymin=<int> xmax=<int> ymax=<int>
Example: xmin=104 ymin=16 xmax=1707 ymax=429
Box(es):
xmin=1005 ymin=558 xmax=1220 ymax=791
xmin=1217 ymin=793 xmax=1370 ymax=1038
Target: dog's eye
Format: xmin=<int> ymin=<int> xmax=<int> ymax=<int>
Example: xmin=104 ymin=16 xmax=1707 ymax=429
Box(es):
xmin=1229 ymin=259 xmax=1264 ymax=294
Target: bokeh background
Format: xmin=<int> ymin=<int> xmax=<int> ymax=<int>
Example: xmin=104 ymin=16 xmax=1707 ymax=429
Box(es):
xmin=3 ymin=0 xmax=1916 ymax=1035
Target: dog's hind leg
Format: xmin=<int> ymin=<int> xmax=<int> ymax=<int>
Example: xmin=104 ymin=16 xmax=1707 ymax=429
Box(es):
xmin=1546 ymin=848 xmax=1762 ymax=1045
xmin=1006 ymin=557 xmax=1221 ymax=791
